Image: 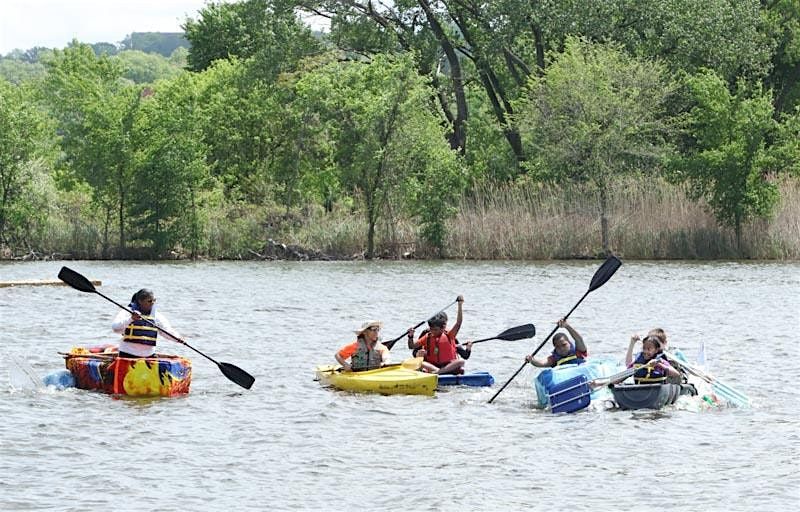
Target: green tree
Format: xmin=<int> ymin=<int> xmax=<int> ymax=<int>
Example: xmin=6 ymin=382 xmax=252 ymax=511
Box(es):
xmin=42 ymin=42 xmax=139 ymax=256
xmin=115 ymin=50 xmax=186 ymax=84
xmin=183 ymin=0 xmax=321 ymax=80
xmin=196 ymin=58 xmax=286 ymax=203
xmin=764 ymin=0 xmax=800 ymax=114
xmin=671 ymin=69 xmax=785 ymax=249
xmin=0 ymin=80 xmax=56 ymax=247
xmin=294 ymin=53 xmax=462 ymax=257
xmin=517 ymin=37 xmax=676 ymax=255
xmin=129 ymin=74 xmax=215 ymax=257
xmin=120 ymin=33 xmax=189 ymax=57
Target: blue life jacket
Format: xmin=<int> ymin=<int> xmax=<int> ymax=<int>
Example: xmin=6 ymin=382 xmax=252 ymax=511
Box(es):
xmin=632 ymin=353 xmax=667 ymax=383
xmin=123 ymin=303 xmax=158 ymax=347
xmin=551 ymin=343 xmax=585 ymax=366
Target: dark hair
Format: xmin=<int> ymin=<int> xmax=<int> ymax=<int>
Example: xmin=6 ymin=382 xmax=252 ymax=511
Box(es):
xmin=131 ymin=288 xmax=154 ymax=304
xmin=642 ymin=335 xmax=662 ymax=351
xmin=552 ymin=333 xmax=568 ymax=345
xmin=428 ymin=312 xmax=447 ymax=329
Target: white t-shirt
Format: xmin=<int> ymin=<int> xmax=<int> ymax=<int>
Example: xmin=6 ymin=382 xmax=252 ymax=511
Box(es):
xmin=111 ymin=306 xmax=180 ymax=357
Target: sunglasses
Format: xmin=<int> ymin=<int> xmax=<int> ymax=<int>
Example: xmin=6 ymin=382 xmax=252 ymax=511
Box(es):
xmin=366 ymin=326 xmax=380 ymax=332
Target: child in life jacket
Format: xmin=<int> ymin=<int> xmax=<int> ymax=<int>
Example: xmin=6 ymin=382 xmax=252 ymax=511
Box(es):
xmin=407 ymin=295 xmax=470 ymax=375
xmin=526 ymin=319 xmax=587 ymax=367
xmin=626 ymin=334 xmax=681 ymax=384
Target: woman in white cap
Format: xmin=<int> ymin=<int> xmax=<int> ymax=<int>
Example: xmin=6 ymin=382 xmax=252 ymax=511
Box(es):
xmin=334 ymin=320 xmax=390 ymax=372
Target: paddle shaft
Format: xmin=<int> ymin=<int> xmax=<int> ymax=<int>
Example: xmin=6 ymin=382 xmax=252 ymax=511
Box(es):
xmin=90 ymin=288 xmax=222 ymax=362
xmin=488 ymin=290 xmax=590 ymax=403
xmin=488 ymin=255 xmax=622 ymax=404
xmin=384 ymin=298 xmax=459 ymax=350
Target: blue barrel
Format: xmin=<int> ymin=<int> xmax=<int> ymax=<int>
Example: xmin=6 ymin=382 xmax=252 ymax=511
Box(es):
xmin=42 ymin=370 xmax=76 ymax=390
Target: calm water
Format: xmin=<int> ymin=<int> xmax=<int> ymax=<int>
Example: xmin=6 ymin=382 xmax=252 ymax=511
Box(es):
xmin=1 ymin=260 xmax=798 ymax=511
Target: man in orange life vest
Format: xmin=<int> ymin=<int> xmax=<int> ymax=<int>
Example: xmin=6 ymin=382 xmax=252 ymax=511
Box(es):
xmin=526 ymin=318 xmax=587 ymax=367
xmin=407 ymin=295 xmax=472 ymax=375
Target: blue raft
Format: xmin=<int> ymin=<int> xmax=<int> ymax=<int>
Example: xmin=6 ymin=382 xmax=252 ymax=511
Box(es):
xmin=437 ymin=371 xmax=494 ymax=387
xmin=534 ymin=357 xmax=623 ymax=410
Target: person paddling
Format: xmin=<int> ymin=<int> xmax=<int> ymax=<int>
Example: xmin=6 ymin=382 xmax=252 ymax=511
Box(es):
xmin=525 ymin=319 xmax=587 ymax=367
xmin=624 ymin=335 xmax=681 ymax=384
xmin=111 ymin=288 xmax=181 ymax=358
xmin=335 ymin=320 xmax=390 ymax=372
xmin=407 ymin=295 xmax=469 ymax=375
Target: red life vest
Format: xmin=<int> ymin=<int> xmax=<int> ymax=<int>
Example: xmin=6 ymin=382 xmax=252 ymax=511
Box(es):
xmin=420 ymin=330 xmax=457 ymax=365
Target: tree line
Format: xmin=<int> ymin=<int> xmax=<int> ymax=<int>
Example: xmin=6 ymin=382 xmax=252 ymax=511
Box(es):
xmin=1 ymin=0 xmax=799 ymax=259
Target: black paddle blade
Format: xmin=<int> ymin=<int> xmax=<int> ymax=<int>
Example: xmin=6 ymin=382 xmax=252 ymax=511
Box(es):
xmin=587 ymin=255 xmax=622 ymax=292
xmin=497 ymin=323 xmax=536 ymax=341
xmin=219 ymin=362 xmax=255 ymax=390
xmin=58 ymin=266 xmax=97 ymax=293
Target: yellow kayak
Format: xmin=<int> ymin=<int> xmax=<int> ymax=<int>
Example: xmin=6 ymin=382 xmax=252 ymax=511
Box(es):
xmin=315 ymin=364 xmax=437 ymax=396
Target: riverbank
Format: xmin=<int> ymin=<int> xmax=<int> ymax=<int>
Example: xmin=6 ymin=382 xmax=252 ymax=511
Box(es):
xmin=4 ymin=177 xmax=799 ymax=261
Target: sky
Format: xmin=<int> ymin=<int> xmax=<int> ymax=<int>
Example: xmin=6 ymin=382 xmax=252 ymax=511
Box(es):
xmin=0 ymin=0 xmax=217 ymax=55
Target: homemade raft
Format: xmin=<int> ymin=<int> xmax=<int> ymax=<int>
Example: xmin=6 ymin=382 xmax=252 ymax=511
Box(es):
xmin=62 ymin=347 xmax=191 ymax=397
xmin=609 ymin=382 xmax=698 ymax=410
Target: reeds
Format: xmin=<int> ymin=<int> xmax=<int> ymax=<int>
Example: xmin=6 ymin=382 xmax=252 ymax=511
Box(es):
xmin=10 ymin=177 xmax=800 ymax=260
xmin=444 ymin=176 xmax=800 ymax=259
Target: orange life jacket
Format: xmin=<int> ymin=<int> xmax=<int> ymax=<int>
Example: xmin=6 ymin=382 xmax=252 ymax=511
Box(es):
xmin=420 ymin=330 xmax=457 ymax=365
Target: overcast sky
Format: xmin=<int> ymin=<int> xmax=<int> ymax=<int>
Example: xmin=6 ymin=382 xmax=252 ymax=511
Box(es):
xmin=0 ymin=0 xmax=215 ymax=55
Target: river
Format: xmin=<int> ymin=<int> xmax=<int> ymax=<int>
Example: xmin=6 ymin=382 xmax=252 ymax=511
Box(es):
xmin=1 ymin=260 xmax=798 ymax=511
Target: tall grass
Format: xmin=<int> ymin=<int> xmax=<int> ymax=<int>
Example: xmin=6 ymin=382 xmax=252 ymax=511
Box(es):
xmin=11 ymin=177 xmax=800 ymax=260
xmin=445 ymin=177 xmax=800 ymax=259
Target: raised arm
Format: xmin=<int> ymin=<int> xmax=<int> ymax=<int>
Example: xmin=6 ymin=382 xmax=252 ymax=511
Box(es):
xmin=560 ymin=319 xmax=586 ymax=353
xmin=450 ymin=295 xmax=464 ymax=337
xmin=625 ymin=335 xmax=639 ymax=366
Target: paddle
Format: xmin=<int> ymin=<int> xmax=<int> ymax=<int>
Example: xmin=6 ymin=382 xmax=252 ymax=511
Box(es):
xmin=57 ymin=266 xmax=255 ymax=390
xmin=488 ymin=255 xmax=622 ymax=404
xmin=469 ymin=324 xmax=536 ymax=345
xmin=318 ymin=357 xmax=423 ymax=374
xmin=383 ymin=298 xmax=459 ymax=350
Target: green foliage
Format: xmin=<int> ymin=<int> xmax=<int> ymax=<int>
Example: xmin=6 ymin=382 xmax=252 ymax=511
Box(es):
xmin=41 ymin=42 xmax=139 ymax=255
xmin=114 ymin=50 xmax=186 ymax=84
xmin=128 ymin=74 xmax=215 ymax=257
xmin=763 ymin=0 xmax=800 ymax=114
xmin=0 ymin=80 xmax=57 ymax=246
xmin=0 ymin=58 xmax=46 ymax=84
xmin=670 ymin=69 xmax=782 ymax=246
xmin=517 ymin=37 xmax=676 ymax=253
xmin=293 ymin=53 xmax=463 ymax=256
xmin=183 ymin=0 xmax=321 ymax=79
xmin=120 ymin=33 xmax=189 ymax=57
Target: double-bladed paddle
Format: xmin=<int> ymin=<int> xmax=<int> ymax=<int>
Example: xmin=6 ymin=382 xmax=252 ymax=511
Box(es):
xmin=468 ymin=324 xmax=536 ymax=345
xmin=488 ymin=255 xmax=622 ymax=404
xmin=57 ymin=266 xmax=255 ymax=390
xmin=383 ymin=298 xmax=460 ymax=350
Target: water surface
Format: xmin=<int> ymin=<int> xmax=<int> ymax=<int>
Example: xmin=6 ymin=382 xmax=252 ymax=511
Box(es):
xmin=1 ymin=260 xmax=798 ymax=511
